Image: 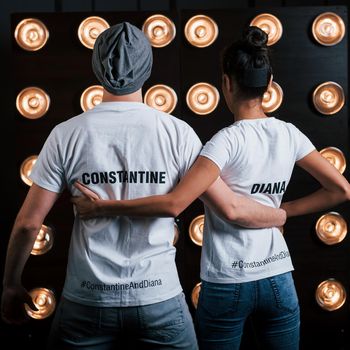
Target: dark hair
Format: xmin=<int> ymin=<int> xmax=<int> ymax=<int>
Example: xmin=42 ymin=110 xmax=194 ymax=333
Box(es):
xmin=222 ymin=26 xmax=272 ymax=100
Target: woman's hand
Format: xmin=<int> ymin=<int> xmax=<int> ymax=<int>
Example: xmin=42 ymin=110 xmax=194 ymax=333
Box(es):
xmin=71 ymin=181 xmax=102 ymax=219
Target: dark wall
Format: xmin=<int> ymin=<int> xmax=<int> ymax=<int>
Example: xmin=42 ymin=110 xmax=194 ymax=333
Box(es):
xmin=1 ymin=1 xmax=349 ymax=350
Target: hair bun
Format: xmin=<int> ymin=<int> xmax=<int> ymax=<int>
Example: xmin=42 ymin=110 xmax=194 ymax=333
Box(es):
xmin=242 ymin=26 xmax=268 ymax=52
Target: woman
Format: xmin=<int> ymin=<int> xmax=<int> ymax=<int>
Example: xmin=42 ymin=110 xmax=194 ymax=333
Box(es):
xmin=72 ymin=26 xmax=350 ymax=349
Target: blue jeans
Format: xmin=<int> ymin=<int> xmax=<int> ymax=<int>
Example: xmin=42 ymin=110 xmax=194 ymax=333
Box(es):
xmin=195 ymin=272 xmax=300 ymax=350
xmin=47 ymin=292 xmax=198 ymax=349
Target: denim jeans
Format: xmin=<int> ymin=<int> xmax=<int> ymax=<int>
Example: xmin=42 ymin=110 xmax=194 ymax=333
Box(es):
xmin=47 ymin=292 xmax=198 ymax=350
xmin=195 ymin=272 xmax=300 ymax=350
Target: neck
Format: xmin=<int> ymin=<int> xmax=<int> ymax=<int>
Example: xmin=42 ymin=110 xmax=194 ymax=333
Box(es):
xmin=102 ymin=89 xmax=143 ymax=103
xmin=232 ymin=98 xmax=267 ymax=122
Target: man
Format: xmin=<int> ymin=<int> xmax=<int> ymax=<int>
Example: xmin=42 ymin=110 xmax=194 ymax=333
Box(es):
xmin=1 ymin=22 xmax=285 ymax=349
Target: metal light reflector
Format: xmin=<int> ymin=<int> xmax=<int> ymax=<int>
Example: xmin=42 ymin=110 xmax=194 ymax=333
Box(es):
xmin=189 ymin=214 xmax=205 ymax=246
xmin=184 ymin=15 xmax=218 ymax=48
xmin=191 ymin=282 xmax=202 ymax=309
xmin=262 ymin=81 xmax=283 ymax=113
xmin=312 ymin=12 xmax=345 ymax=46
xmin=25 ymin=288 xmax=56 ymax=320
xmin=315 ymin=212 xmax=347 ymax=245
xmin=16 ymin=87 xmax=50 ymax=119
xmin=315 ymin=279 xmax=346 ymax=311
xmin=144 ymin=84 xmax=177 ymax=114
xmin=78 ymin=16 xmax=110 ymax=49
xmin=80 ymin=85 xmax=104 ymax=112
xmin=312 ymin=81 xmax=345 ymax=115
xmin=186 ymin=83 xmax=219 ymax=115
xmin=20 ymin=155 xmax=38 ymax=186
xmin=250 ymin=13 xmax=283 ymax=46
xmin=31 ymin=225 xmax=54 ymax=255
xmin=15 ymin=18 xmax=49 ymax=51
xmin=142 ymin=14 xmax=176 ymax=48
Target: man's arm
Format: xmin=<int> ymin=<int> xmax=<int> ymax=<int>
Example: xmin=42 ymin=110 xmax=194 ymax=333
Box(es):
xmin=72 ymin=156 xmax=285 ymax=228
xmin=200 ymin=178 xmax=286 ymax=228
xmin=281 ymin=150 xmax=350 ymax=217
xmin=1 ymin=184 xmax=60 ymax=324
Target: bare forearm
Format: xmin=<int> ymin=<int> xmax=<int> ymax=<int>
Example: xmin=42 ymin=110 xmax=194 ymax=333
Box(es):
xmin=229 ymin=195 xmax=286 ymax=228
xmin=281 ymin=188 xmax=349 ymax=218
xmin=3 ymin=226 xmax=39 ymax=287
xmin=95 ymin=195 xmax=183 ymax=218
xmin=201 ymin=178 xmax=285 ymax=228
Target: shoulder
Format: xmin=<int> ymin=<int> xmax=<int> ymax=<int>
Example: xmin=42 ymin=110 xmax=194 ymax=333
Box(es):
xmin=209 ymin=124 xmax=240 ymax=143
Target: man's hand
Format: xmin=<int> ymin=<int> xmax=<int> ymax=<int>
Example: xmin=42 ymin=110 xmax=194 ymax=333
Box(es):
xmin=71 ymin=181 xmax=102 ymax=219
xmin=1 ymin=285 xmax=38 ymax=325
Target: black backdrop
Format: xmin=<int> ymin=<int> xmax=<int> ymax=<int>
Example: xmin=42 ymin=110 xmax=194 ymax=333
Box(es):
xmin=1 ymin=1 xmax=349 ymax=349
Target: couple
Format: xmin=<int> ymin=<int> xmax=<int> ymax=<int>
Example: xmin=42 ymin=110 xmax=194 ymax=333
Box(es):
xmin=2 ymin=21 xmax=349 ymax=350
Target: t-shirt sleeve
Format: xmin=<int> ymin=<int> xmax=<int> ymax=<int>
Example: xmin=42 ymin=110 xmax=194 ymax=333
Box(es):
xmin=29 ymin=126 xmax=66 ymax=193
xmin=178 ymin=126 xmax=203 ymax=178
xmin=200 ymin=129 xmax=235 ymax=171
xmin=293 ymin=126 xmax=316 ymax=161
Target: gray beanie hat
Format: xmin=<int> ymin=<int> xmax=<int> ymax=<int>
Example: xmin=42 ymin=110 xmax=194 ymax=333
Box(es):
xmin=92 ymin=22 xmax=153 ymax=95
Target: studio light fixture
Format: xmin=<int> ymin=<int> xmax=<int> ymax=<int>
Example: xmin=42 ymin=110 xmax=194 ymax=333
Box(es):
xmin=312 ymin=12 xmax=345 ymax=46
xmin=78 ymin=16 xmax=110 ymax=49
xmin=184 ymin=15 xmax=218 ymax=48
xmin=80 ymin=85 xmax=104 ymax=112
xmin=16 ymin=87 xmax=50 ymax=119
xmin=250 ymin=13 xmax=283 ymax=46
xmin=188 ymin=214 xmax=205 ymax=246
xmin=15 ymin=18 xmax=49 ymax=51
xmin=142 ymin=14 xmax=176 ymax=48
xmin=20 ymin=155 xmax=38 ymax=186
xmin=144 ymin=84 xmax=177 ymax=113
xmin=186 ymin=83 xmax=219 ymax=115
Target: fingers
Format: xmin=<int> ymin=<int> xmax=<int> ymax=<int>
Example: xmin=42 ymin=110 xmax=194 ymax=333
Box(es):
xmin=74 ymin=181 xmax=100 ymax=200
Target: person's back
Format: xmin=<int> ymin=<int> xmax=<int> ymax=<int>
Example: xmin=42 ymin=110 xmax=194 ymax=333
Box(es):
xmin=200 ymin=117 xmax=314 ymax=283
xmin=26 ymin=21 xmax=200 ymax=349
xmin=35 ymin=101 xmax=200 ymax=306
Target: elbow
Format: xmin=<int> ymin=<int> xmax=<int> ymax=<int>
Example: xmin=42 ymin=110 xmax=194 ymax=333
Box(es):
xmin=331 ymin=183 xmax=350 ymax=203
xmin=222 ymin=207 xmax=238 ymax=222
xmin=16 ymin=218 xmax=41 ymax=237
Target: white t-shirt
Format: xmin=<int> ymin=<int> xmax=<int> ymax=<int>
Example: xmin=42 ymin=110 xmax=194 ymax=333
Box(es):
xmin=30 ymin=102 xmax=202 ymax=306
xmin=200 ymin=117 xmax=315 ymax=283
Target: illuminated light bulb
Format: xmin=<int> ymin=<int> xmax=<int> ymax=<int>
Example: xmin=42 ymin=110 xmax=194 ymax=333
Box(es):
xmin=312 ymin=82 xmax=345 ymax=115
xmin=191 ymin=282 xmax=202 ymax=309
xmin=31 ymin=225 xmax=54 ymax=255
xmin=312 ymin=12 xmax=345 ymax=46
xmin=315 ymin=279 xmax=346 ymax=311
xmin=184 ymin=15 xmax=218 ymax=48
xmin=142 ymin=14 xmax=176 ymax=48
xmin=16 ymin=87 xmax=50 ymax=119
xmin=262 ymin=81 xmax=283 ymax=113
xmin=144 ymin=84 xmax=177 ymax=114
xmin=173 ymin=222 xmax=180 ymax=246
xmin=189 ymin=215 xmax=205 ymax=246
xmin=315 ymin=212 xmax=347 ymax=245
xmin=186 ymin=83 xmax=219 ymax=115
xmin=78 ymin=16 xmax=110 ymax=49
xmin=25 ymin=288 xmax=56 ymax=320
xmin=319 ymin=147 xmax=346 ymax=174
xmin=20 ymin=155 xmax=38 ymax=186
xmin=14 ymin=18 xmax=49 ymax=51
xmin=250 ymin=13 xmax=283 ymax=46
xmin=80 ymin=85 xmax=104 ymax=112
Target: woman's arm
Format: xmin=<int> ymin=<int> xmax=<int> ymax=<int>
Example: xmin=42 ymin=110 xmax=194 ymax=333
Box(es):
xmin=72 ymin=156 xmax=221 ymax=218
xmin=281 ymin=150 xmax=350 ymax=217
xmin=72 ymin=155 xmax=286 ymax=228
